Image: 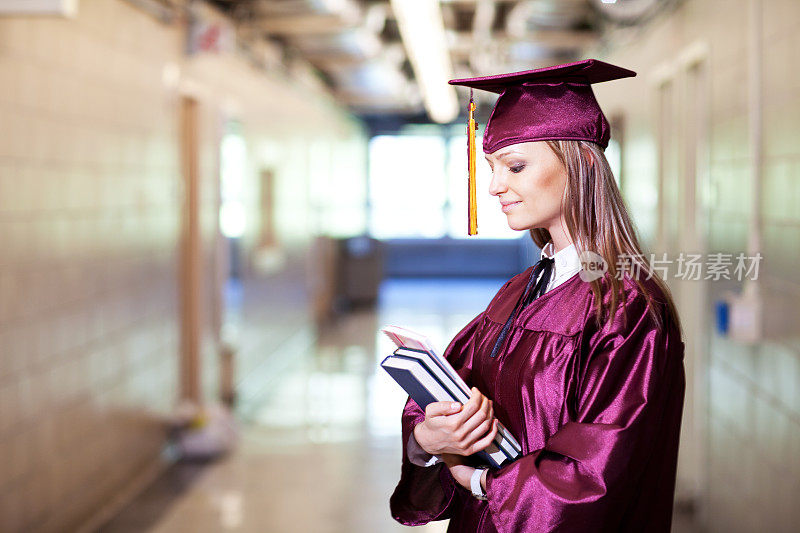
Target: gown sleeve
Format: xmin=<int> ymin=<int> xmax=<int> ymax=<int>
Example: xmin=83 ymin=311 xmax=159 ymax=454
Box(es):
xmin=389 ymin=310 xmax=487 ymax=526
xmin=484 ymin=290 xmax=685 ymax=532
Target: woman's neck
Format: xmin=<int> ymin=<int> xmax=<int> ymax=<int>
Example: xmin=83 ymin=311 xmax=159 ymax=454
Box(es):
xmin=548 ymin=220 xmax=573 ymax=253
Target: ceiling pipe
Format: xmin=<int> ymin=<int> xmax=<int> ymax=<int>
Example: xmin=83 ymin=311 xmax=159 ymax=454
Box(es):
xmin=469 ymin=0 xmax=497 ymax=74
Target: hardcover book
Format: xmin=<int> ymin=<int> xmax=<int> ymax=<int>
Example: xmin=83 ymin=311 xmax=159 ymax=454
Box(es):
xmin=380 ymin=325 xmax=521 ymax=468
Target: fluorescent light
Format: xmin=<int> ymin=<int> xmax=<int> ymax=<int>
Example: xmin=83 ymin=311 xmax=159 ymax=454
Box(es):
xmin=390 ymin=0 xmax=458 ymax=123
xmin=601 ymin=0 xmax=618 ymax=4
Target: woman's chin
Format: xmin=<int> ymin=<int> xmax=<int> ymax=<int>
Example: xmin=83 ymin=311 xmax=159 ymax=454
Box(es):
xmin=506 ymin=216 xmax=539 ymax=232
xmin=507 ymin=222 xmax=531 ymax=232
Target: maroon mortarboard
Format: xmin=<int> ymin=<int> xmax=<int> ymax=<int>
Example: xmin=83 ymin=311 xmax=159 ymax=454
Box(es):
xmin=449 ymin=58 xmax=636 ymax=154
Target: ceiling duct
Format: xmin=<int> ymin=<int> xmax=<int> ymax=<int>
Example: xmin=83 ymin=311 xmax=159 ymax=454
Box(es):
xmin=588 ymin=0 xmax=676 ymax=26
xmin=203 ymin=0 xmax=661 ymax=119
xmin=251 ymin=0 xmax=362 ymax=35
xmin=506 ymin=0 xmax=592 ymax=35
xmin=498 ymin=0 xmax=597 ymax=72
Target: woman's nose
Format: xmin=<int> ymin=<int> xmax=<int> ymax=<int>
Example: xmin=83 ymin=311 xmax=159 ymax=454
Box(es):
xmin=488 ymin=170 xmax=507 ymax=196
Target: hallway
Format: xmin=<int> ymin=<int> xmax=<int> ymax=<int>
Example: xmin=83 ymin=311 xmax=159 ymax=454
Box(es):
xmin=2 ymin=1 xmax=800 ymax=531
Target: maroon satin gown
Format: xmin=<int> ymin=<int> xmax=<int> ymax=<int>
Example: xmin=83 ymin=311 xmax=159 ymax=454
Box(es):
xmin=389 ymin=268 xmax=685 ymax=532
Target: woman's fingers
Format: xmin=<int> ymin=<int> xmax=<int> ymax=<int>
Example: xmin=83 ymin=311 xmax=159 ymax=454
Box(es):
xmin=463 ymin=415 xmax=494 ymax=447
xmin=455 ymin=395 xmax=491 ymax=440
xmin=425 ymin=400 xmax=462 ymax=419
xmin=455 ymin=387 xmax=486 ymax=425
xmin=469 ymin=419 xmax=499 ymax=454
xmin=421 ymin=388 xmax=499 ymax=456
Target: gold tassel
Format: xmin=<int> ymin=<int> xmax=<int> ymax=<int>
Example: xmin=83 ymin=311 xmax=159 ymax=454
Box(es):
xmin=467 ymin=89 xmax=478 ymax=236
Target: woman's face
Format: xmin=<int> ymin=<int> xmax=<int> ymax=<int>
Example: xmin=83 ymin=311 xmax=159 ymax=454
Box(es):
xmin=485 ymin=141 xmax=567 ymax=232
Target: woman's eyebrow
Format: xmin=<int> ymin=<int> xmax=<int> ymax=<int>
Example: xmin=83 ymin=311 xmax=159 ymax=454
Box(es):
xmin=486 ymin=151 xmax=521 ymax=162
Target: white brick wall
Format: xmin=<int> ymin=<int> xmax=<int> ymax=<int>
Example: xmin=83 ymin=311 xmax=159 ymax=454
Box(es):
xmin=0 ymin=0 xmax=180 ymax=528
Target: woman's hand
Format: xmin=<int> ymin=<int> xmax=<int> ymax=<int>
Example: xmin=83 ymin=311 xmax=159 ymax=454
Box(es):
xmin=413 ymin=387 xmax=499 ymax=457
xmin=441 ymin=454 xmax=489 ymax=493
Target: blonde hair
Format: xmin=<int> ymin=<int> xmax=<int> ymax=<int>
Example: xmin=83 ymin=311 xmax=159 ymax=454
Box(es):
xmin=530 ymin=140 xmax=682 ymax=334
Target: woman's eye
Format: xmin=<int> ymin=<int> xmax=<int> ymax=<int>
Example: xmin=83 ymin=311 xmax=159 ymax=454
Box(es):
xmin=510 ymin=165 xmax=525 ymax=174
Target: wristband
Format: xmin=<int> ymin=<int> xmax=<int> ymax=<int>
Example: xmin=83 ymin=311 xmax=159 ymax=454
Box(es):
xmin=470 ymin=468 xmax=488 ymax=501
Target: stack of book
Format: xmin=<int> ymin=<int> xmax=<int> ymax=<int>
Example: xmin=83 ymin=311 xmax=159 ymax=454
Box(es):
xmin=380 ymin=325 xmax=521 ymax=469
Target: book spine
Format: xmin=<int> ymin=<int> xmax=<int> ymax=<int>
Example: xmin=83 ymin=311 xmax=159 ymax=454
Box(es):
xmin=476 ymin=443 xmax=509 ymax=469
xmin=494 ymin=424 xmax=522 ymax=458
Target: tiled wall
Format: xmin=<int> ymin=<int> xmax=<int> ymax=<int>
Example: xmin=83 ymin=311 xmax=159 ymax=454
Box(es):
xmin=0 ymin=2 xmax=182 ymax=531
xmin=591 ymin=0 xmax=800 ymax=530
xmin=0 ymin=1 xmax=365 ymax=531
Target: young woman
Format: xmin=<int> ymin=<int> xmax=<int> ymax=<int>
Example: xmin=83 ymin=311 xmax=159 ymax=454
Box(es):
xmin=390 ymin=60 xmax=685 ymax=532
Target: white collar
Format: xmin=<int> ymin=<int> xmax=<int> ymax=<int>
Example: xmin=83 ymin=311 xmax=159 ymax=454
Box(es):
xmin=540 ymin=242 xmax=582 ymax=274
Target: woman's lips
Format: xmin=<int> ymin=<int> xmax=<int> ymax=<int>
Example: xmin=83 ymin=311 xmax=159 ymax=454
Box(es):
xmin=501 ymin=201 xmax=521 ymax=214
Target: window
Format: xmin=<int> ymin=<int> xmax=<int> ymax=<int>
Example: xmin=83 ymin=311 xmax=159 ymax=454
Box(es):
xmin=220 ymin=123 xmax=247 ymax=239
xmin=368 ymin=131 xmax=518 ymax=240
xmin=368 ymin=135 xmax=447 ymax=239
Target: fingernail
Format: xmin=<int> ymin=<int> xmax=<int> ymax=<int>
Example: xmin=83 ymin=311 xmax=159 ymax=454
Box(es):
xmin=451 ymin=403 xmax=460 ymax=410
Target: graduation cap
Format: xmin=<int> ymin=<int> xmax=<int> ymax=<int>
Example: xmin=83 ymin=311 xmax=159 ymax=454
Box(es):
xmin=449 ymin=58 xmax=637 ymax=235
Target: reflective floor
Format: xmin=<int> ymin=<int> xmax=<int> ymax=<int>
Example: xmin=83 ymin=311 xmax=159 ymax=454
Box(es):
xmin=101 ymin=278 xmax=698 ymax=532
xmin=101 ymin=278 xmax=505 ymax=533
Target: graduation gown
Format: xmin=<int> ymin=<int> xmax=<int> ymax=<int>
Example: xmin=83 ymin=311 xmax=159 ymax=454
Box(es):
xmin=389 ymin=267 xmax=685 ymax=532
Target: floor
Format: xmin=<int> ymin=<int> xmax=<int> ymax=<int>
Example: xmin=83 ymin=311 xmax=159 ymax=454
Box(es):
xmin=100 ymin=278 xmax=700 ymax=533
